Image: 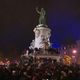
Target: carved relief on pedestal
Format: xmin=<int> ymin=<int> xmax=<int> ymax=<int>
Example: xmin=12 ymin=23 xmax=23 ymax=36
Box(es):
xmin=35 ymin=29 xmax=40 ymax=38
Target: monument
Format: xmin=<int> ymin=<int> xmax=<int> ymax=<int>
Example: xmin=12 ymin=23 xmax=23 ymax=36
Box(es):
xmin=28 ymin=7 xmax=61 ymax=61
xmin=29 ymin=8 xmax=51 ymax=49
xmin=20 ymin=8 xmax=61 ymax=64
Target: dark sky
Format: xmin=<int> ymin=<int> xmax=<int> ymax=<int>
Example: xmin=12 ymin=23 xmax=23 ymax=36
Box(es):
xmin=0 ymin=0 xmax=80 ymax=56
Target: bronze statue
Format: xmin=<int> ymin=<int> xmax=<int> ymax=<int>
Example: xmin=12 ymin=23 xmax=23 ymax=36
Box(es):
xmin=36 ymin=7 xmax=46 ymax=24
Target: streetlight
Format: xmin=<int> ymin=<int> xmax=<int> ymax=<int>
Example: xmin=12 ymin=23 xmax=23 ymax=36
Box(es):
xmin=72 ymin=49 xmax=77 ymax=54
xmin=72 ymin=49 xmax=77 ymax=64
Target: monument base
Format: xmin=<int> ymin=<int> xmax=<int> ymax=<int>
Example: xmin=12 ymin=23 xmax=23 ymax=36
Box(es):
xmin=31 ymin=50 xmax=61 ymax=62
xmin=36 ymin=24 xmax=48 ymax=28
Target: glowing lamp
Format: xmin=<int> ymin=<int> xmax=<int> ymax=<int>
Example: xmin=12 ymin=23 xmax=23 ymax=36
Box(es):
xmin=72 ymin=49 xmax=77 ymax=54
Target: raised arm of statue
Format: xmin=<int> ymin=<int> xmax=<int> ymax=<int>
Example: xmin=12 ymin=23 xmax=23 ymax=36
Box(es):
xmin=36 ymin=7 xmax=41 ymax=14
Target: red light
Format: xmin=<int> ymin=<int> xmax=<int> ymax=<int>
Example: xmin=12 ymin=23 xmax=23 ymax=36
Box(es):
xmin=72 ymin=49 xmax=77 ymax=54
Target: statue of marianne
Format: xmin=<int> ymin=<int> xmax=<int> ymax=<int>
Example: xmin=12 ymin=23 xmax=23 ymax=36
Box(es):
xmin=36 ymin=7 xmax=46 ymax=24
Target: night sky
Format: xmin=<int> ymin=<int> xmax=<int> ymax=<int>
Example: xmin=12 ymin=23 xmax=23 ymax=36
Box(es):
xmin=0 ymin=0 xmax=80 ymax=56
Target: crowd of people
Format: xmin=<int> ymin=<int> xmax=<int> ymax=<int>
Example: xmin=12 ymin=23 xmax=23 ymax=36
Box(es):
xmin=0 ymin=56 xmax=80 ymax=80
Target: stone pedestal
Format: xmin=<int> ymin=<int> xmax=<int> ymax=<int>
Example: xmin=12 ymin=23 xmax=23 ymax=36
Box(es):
xmin=33 ymin=24 xmax=51 ymax=49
